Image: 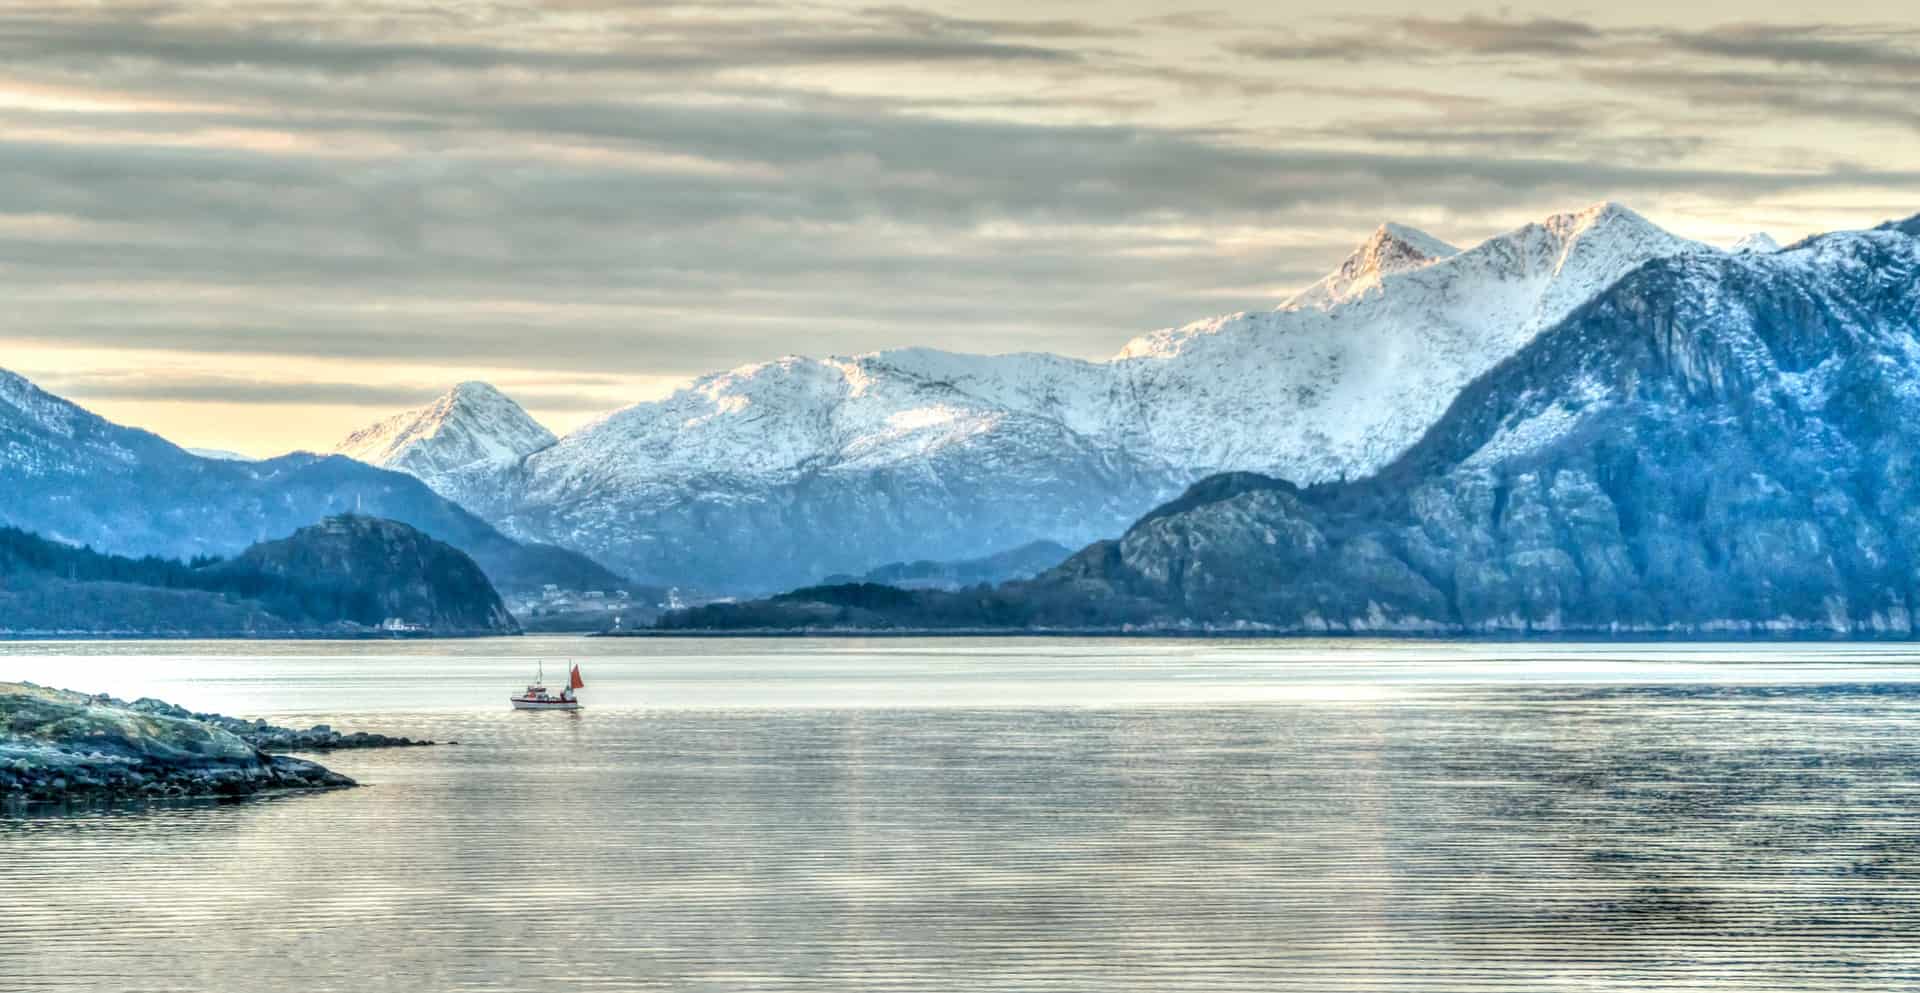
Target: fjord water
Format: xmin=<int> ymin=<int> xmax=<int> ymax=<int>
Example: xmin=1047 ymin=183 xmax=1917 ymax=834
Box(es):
xmin=5 ymin=639 xmax=1920 ymax=992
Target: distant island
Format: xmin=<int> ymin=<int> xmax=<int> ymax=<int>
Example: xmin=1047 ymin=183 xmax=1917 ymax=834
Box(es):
xmin=0 ymin=514 xmax=519 ymax=639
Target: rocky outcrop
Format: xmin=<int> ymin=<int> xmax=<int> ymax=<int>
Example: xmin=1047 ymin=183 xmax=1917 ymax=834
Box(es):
xmin=107 ymin=695 xmax=435 ymax=751
xmin=0 ymin=683 xmax=359 ymax=807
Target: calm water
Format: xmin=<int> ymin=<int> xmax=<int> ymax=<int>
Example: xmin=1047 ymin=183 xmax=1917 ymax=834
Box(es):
xmin=6 ymin=638 xmax=1920 ymax=992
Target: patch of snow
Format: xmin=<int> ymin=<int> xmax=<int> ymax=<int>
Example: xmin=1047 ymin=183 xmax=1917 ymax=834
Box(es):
xmin=332 ymin=381 xmax=557 ymax=506
xmin=187 ymin=447 xmax=254 ymax=462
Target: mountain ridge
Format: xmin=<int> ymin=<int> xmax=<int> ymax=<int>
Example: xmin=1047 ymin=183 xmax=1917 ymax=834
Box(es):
xmin=0 ymin=372 xmax=622 ymax=595
xmin=321 ymin=202 xmax=1717 ymax=591
xmin=650 ymin=212 xmax=1920 ymax=634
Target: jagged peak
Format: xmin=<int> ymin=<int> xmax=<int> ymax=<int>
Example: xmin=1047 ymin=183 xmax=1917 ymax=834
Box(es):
xmin=1732 ymin=232 xmax=1781 ymax=254
xmin=1366 ymin=222 xmax=1461 ymax=264
xmin=1494 ymin=201 xmax=1675 ymax=254
xmin=1545 ymin=199 xmax=1639 ymax=232
xmin=333 ymin=380 xmax=554 ymax=472
xmin=1467 ymin=200 xmax=1709 ymax=285
xmin=1285 ymin=220 xmax=1459 ymax=309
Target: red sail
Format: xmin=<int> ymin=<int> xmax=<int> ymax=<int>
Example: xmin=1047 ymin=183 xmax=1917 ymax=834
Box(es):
xmin=569 ymin=665 xmax=585 ymax=690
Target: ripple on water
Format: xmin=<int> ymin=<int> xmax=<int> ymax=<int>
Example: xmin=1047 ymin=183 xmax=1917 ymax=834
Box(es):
xmin=6 ymin=662 xmax=1920 ymax=991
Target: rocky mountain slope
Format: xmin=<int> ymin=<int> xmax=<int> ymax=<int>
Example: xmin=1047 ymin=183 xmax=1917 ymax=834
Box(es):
xmin=0 ymin=370 xmax=621 ymax=594
xmin=343 ymin=203 xmax=1710 ymax=591
xmin=659 ymin=212 xmax=1920 ymax=635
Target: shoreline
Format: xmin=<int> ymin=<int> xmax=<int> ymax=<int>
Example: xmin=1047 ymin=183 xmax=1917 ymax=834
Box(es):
xmin=601 ymin=627 xmax=1920 ymax=642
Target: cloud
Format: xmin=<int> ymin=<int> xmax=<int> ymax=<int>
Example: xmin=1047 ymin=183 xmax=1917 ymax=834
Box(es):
xmin=1397 ymin=15 xmax=1603 ymax=55
xmin=0 ymin=0 xmax=1917 ymax=428
xmin=1229 ymin=14 xmax=1610 ymax=62
xmin=28 ymin=372 xmax=445 ymax=408
xmin=0 ymin=6 xmax=1090 ymax=78
xmin=1577 ymin=66 xmax=1920 ymax=131
xmin=1661 ymin=24 xmax=1920 ymax=77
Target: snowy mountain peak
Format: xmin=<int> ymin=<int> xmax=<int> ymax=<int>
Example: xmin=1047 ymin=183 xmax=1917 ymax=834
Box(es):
xmin=1732 ymin=232 xmax=1781 ymax=254
xmin=1545 ymin=200 xmax=1637 ymax=234
xmin=1287 ymin=221 xmax=1459 ymax=309
xmin=448 ymin=380 xmax=508 ymax=402
xmin=333 ymin=381 xmax=556 ymax=488
xmin=1495 ymin=202 xmax=1683 ymax=266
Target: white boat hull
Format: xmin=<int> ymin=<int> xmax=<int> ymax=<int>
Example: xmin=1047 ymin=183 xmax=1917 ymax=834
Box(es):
xmin=510 ymin=698 xmax=581 ymax=711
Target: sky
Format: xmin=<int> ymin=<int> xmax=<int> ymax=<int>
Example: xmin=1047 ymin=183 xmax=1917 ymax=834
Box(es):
xmin=3 ymin=0 xmax=1918 ymax=454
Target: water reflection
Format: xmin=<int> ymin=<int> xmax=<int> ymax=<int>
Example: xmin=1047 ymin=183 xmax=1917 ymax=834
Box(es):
xmin=4 ymin=647 xmax=1920 ymax=990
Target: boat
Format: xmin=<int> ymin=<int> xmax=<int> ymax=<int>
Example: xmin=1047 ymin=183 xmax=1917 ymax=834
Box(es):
xmin=511 ymin=662 xmax=584 ymax=710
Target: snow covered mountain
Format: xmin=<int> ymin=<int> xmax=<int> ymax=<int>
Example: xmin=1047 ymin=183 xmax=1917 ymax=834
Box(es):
xmin=0 ymin=369 xmax=620 ymax=594
xmin=1028 ymin=212 xmax=1920 ymax=633
xmin=1105 ymin=201 xmax=1709 ymax=478
xmin=673 ymin=212 xmax=1920 ymax=634
xmin=344 ymin=202 xmax=1716 ymax=591
xmin=332 ymin=382 xmax=555 ymax=513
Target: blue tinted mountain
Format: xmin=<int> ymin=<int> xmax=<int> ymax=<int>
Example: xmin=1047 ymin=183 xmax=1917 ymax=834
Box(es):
xmin=820 ymin=540 xmax=1073 ymax=590
xmin=0 ymin=371 xmax=620 ymax=595
xmin=0 ymin=515 xmax=516 ymax=637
